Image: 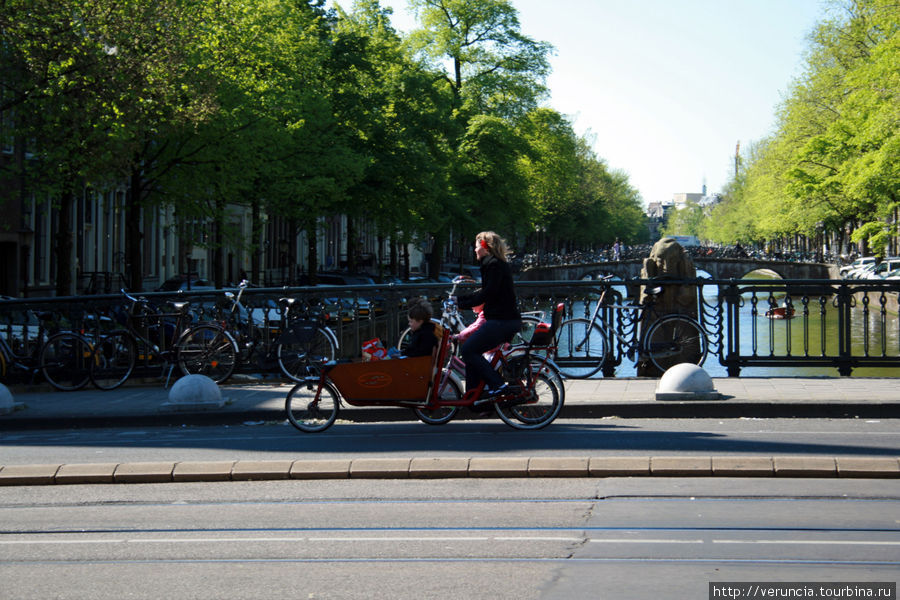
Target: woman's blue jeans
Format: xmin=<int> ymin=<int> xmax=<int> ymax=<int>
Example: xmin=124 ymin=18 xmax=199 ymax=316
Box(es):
xmin=460 ymin=318 xmax=521 ymax=392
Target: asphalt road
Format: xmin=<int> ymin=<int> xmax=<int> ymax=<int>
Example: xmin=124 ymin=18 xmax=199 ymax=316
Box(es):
xmin=1 ymin=478 xmax=897 ymax=599
xmin=1 ymin=417 xmax=898 ymax=466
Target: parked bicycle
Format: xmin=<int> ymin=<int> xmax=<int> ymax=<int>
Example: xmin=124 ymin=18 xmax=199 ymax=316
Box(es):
xmin=554 ymin=276 xmax=708 ymax=378
xmin=0 ymin=304 xmax=93 ymax=391
xmin=219 ymin=280 xmax=337 ymax=382
xmin=89 ymin=290 xmax=238 ymax=390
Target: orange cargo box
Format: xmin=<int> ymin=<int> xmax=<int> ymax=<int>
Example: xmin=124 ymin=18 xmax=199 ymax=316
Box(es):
xmin=326 ymin=356 xmax=434 ymax=402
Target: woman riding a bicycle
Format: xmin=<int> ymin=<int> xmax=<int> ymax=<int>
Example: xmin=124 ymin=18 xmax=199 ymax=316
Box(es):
xmin=456 ymin=231 xmax=522 ymax=400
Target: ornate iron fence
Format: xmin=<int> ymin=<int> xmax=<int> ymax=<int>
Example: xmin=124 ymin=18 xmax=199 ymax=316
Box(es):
xmin=2 ymin=277 xmax=899 ymax=385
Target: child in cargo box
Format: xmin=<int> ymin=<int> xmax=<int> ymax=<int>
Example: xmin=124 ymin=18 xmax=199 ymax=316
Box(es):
xmin=402 ymin=297 xmax=438 ymax=358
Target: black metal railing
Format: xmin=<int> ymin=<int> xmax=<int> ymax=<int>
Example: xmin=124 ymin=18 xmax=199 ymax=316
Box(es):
xmin=2 ymin=278 xmax=900 ymax=384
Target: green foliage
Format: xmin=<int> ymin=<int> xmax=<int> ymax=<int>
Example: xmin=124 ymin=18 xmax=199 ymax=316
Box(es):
xmin=702 ymin=0 xmax=899 ymax=251
xmin=408 ymin=0 xmax=552 ymax=120
xmin=1 ymin=0 xmax=650 ymax=283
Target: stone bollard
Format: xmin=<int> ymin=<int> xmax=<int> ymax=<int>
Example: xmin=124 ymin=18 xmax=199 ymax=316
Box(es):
xmin=655 ymin=363 xmax=721 ymax=401
xmin=160 ymin=374 xmax=225 ymax=413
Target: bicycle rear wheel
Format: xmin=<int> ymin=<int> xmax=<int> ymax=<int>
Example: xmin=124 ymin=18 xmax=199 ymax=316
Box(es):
xmin=286 ymin=379 xmax=340 ymax=432
xmin=553 ymin=318 xmax=608 ymax=379
xmin=40 ymin=332 xmax=92 ymax=391
xmin=277 ymin=327 xmax=336 ymax=382
xmin=644 ymin=315 xmax=708 ymax=373
xmin=176 ymin=325 xmax=238 ymax=383
xmin=495 ymin=372 xmax=562 ymax=430
xmin=89 ymin=331 xmax=136 ymax=391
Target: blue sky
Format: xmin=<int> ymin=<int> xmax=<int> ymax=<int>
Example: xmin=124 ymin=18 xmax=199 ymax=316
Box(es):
xmin=349 ymin=0 xmax=827 ymax=206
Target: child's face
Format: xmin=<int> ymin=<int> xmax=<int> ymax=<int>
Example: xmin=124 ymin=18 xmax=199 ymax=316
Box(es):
xmin=408 ymin=316 xmax=424 ymax=331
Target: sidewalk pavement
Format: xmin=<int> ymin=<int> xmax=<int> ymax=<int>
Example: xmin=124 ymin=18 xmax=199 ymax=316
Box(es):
xmin=2 ymin=376 xmax=899 ymax=430
xmin=1 ymin=377 xmax=898 ymax=485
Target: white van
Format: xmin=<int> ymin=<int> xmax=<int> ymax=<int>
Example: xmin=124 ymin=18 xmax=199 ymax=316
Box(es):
xmin=864 ymin=257 xmax=900 ymax=279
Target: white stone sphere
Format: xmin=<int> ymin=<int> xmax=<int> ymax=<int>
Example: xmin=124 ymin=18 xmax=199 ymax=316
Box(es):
xmin=655 ymin=363 xmax=721 ymax=401
xmin=168 ymin=374 xmax=222 ymax=404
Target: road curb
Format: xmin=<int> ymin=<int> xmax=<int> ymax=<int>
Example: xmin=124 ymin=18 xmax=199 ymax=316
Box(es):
xmin=0 ymin=456 xmax=898 ymax=486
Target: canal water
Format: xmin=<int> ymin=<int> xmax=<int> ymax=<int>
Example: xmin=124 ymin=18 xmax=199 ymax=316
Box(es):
xmin=570 ymin=274 xmax=900 ymax=379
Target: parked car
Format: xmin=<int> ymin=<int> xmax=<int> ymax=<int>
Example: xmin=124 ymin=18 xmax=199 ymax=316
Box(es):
xmin=840 ymin=257 xmax=876 ymax=278
xmin=863 ymin=258 xmax=900 ymax=280
xmin=156 ymin=276 xmax=216 ymax=292
xmin=442 ymin=264 xmax=482 ymax=282
xmin=848 ymin=263 xmax=877 ymax=279
xmin=315 ymin=272 xmax=376 ymax=286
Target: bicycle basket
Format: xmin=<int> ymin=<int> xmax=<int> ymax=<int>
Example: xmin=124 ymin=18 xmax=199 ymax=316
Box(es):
xmin=279 ymin=319 xmax=318 ymax=344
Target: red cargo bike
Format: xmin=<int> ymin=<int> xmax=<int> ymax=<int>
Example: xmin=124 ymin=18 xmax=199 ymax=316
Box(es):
xmin=284 ymin=300 xmax=565 ymax=433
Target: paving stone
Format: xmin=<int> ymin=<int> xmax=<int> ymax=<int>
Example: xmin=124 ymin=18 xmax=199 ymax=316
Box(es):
xmin=589 ymin=456 xmax=650 ymax=476
xmin=55 ymin=463 xmax=118 ymax=484
xmin=350 ymin=458 xmax=411 ymax=479
xmin=409 ymin=457 xmax=469 ymax=478
xmin=113 ymin=462 xmax=175 ymax=483
xmin=0 ymin=464 xmax=60 ymax=485
xmin=836 ymin=457 xmax=900 ymax=478
xmin=173 ymin=461 xmax=236 ymax=482
xmin=651 ymin=456 xmax=712 ymax=476
xmin=468 ymin=457 xmax=529 ymax=478
xmin=290 ymin=459 xmax=351 ymax=479
xmin=231 ymin=460 xmax=293 ymax=481
xmin=528 ymin=457 xmax=590 ymax=477
xmin=774 ymin=456 xmax=837 ymax=477
xmin=712 ymin=457 xmax=774 ymax=477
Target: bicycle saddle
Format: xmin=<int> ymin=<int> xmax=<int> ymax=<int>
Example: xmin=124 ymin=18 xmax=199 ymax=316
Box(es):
xmin=167 ymin=300 xmax=190 ymax=313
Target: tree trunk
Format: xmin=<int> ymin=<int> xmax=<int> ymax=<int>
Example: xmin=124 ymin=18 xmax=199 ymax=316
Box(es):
xmin=54 ymin=187 xmax=74 ymax=297
xmin=390 ymin=233 xmax=398 ymax=277
xmin=429 ymin=229 xmax=444 ymax=279
xmin=346 ymin=217 xmax=356 ymax=273
xmin=250 ymin=199 xmax=262 ymax=286
xmin=212 ymin=196 xmax=225 ymax=288
xmin=306 ymin=219 xmax=318 ymax=285
xmin=126 ymin=169 xmax=144 ymax=292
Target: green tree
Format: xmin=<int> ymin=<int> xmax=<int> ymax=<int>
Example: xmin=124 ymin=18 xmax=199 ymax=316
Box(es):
xmin=517 ymin=108 xmax=579 ymax=248
xmin=408 ymin=0 xmax=552 ymax=120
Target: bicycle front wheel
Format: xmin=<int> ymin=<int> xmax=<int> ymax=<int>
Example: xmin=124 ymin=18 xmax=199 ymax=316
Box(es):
xmin=644 ymin=315 xmax=708 ymax=373
xmin=277 ymin=327 xmax=336 ymax=383
xmin=414 ymin=371 xmax=461 ymax=425
xmin=553 ymin=318 xmax=608 ymax=379
xmin=89 ymin=331 xmax=136 ymax=391
xmin=176 ymin=325 xmax=238 ymax=383
xmin=495 ymin=372 xmax=562 ymax=430
xmin=40 ymin=332 xmax=92 ymax=391
xmin=286 ymin=379 xmax=340 ymax=433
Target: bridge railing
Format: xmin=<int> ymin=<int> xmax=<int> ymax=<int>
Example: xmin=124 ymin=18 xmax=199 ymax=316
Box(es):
xmin=514 ymin=277 xmax=900 ymax=377
xmin=2 ymin=277 xmax=899 ymax=384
